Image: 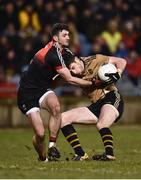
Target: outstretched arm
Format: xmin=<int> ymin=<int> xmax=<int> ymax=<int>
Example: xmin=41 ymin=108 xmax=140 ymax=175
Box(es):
xmin=57 ymin=67 xmax=92 ymax=87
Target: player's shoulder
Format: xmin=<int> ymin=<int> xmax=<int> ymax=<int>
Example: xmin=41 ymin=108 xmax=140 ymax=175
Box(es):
xmin=96 ymin=54 xmax=108 ymax=59
xmin=46 ymin=45 xmax=59 ymax=59
xmin=96 ymin=54 xmax=109 ymax=63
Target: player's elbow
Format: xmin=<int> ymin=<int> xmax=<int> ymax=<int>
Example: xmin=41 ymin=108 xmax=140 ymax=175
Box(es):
xmin=124 ymin=59 xmax=127 ymax=67
xmin=115 ymin=57 xmax=127 ymax=69
xmin=121 ymin=58 xmax=127 ymax=69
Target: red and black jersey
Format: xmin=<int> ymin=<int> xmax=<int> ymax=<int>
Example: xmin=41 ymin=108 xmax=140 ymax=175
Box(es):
xmin=19 ymin=41 xmax=66 ymax=90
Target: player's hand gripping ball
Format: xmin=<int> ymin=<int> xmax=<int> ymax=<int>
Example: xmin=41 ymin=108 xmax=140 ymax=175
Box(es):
xmin=98 ymin=63 xmax=121 ymax=84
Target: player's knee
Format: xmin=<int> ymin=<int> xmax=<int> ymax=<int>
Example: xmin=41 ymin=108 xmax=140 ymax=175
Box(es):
xmin=51 ymin=103 xmax=61 ymax=116
xmin=61 ymin=112 xmax=71 ymax=128
xmin=96 ymin=121 xmax=105 ymax=130
xmin=35 ymin=130 xmax=45 ymax=140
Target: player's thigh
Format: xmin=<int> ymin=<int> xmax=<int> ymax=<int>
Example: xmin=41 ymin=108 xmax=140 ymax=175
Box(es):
xmin=27 ymin=111 xmax=45 ymax=136
xmin=98 ymin=104 xmax=119 ymax=127
xmin=39 ymin=91 xmax=60 ymax=113
xmin=61 ymin=107 xmax=98 ymax=126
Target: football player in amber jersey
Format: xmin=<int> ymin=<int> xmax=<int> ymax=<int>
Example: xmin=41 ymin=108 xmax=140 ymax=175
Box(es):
xmin=17 ymin=23 xmax=92 ymax=162
xmin=59 ymin=52 xmax=126 ymax=161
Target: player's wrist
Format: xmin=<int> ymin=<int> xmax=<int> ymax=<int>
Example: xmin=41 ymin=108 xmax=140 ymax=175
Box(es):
xmin=117 ymin=69 xmax=122 ymax=76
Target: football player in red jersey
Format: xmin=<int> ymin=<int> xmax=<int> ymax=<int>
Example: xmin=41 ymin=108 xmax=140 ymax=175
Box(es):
xmin=17 ymin=23 xmax=92 ymax=162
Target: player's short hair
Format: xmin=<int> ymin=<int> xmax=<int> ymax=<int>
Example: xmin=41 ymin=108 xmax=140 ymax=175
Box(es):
xmin=51 ymin=23 xmax=69 ymax=37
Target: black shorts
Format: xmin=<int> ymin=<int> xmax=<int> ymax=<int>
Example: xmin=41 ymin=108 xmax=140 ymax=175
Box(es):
xmin=87 ymin=91 xmax=124 ymax=122
xmin=17 ymin=87 xmax=53 ymax=115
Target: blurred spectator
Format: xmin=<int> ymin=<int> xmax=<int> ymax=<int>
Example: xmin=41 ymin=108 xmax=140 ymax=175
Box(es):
xmin=3 ymin=48 xmax=19 ymax=75
xmin=101 ymin=19 xmax=122 ymax=55
xmin=115 ymin=0 xmax=133 ymax=21
xmin=0 ymin=2 xmax=19 ymax=32
xmin=18 ymin=3 xmax=41 ymax=36
xmin=35 ymin=24 xmax=52 ymax=49
xmin=135 ymin=32 xmax=141 ymax=55
xmin=90 ymin=36 xmax=111 ymax=55
xmin=68 ymin=22 xmax=80 ymax=55
xmin=77 ymin=6 xmax=94 ymax=41
xmin=133 ymin=15 xmax=141 ymax=33
xmin=16 ymin=0 xmax=24 ymax=10
xmin=57 ymin=11 xmax=68 ymax=24
xmin=0 ymin=35 xmax=12 ymax=73
xmin=65 ymin=2 xmax=77 ymax=24
xmin=42 ymin=1 xmax=55 ymax=25
xmin=0 ymin=0 xmax=141 ymax=96
xmin=100 ymin=0 xmax=117 ymax=22
xmin=54 ymin=0 xmax=65 ymax=22
xmin=0 ymin=65 xmax=5 ymax=82
xmin=126 ymin=51 xmax=141 ymax=87
xmin=34 ymin=0 xmax=45 ymax=28
xmin=3 ymin=22 xmax=20 ymax=50
xmin=79 ymin=34 xmax=91 ymax=56
xmin=19 ymin=39 xmax=34 ymax=72
xmin=122 ymin=20 xmax=138 ymax=51
xmin=115 ymin=41 xmax=128 ymax=58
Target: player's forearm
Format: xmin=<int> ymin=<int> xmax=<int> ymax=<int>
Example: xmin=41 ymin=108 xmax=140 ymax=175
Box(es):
xmin=67 ymin=76 xmax=92 ymax=86
xmin=57 ymin=67 xmax=92 ymax=87
xmin=109 ymin=57 xmax=127 ymax=74
xmin=116 ymin=59 xmax=127 ymax=74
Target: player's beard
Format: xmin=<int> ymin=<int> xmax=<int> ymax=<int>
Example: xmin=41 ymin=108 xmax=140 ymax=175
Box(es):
xmin=62 ymin=45 xmax=69 ymax=48
xmin=58 ymin=37 xmax=69 ymax=48
xmin=62 ymin=41 xmax=69 ymax=48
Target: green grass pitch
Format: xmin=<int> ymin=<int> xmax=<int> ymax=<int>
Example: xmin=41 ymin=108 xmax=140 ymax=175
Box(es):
xmin=0 ymin=125 xmax=141 ymax=179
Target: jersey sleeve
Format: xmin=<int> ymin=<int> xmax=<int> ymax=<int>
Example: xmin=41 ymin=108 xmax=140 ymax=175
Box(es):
xmin=45 ymin=52 xmax=66 ymax=70
xmin=96 ymin=54 xmax=109 ymax=64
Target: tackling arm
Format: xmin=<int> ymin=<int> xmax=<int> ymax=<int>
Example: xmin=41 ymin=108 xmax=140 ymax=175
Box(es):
xmin=56 ymin=67 xmax=92 ymax=87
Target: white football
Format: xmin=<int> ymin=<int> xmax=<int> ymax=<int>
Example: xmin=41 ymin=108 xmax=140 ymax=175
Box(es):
xmin=98 ymin=63 xmax=117 ymax=81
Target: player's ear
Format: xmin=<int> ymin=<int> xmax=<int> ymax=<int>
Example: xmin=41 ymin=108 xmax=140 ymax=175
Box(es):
xmin=53 ymin=35 xmax=58 ymax=42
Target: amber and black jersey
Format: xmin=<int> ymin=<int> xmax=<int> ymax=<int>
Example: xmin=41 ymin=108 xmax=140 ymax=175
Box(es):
xmin=19 ymin=41 xmax=66 ymax=91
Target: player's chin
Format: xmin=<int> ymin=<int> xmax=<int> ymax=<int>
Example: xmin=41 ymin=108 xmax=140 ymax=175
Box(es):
xmin=62 ymin=44 xmax=69 ymax=48
xmin=64 ymin=42 xmax=69 ymax=46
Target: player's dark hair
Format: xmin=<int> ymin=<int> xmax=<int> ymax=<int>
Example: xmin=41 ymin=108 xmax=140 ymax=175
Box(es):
xmin=51 ymin=23 xmax=69 ymax=37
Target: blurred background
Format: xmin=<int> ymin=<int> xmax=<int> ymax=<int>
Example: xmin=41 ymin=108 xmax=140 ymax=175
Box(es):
xmin=0 ymin=0 xmax=141 ymax=126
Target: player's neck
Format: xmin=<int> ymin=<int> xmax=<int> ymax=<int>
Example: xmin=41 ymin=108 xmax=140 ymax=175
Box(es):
xmin=54 ymin=42 xmax=63 ymax=51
